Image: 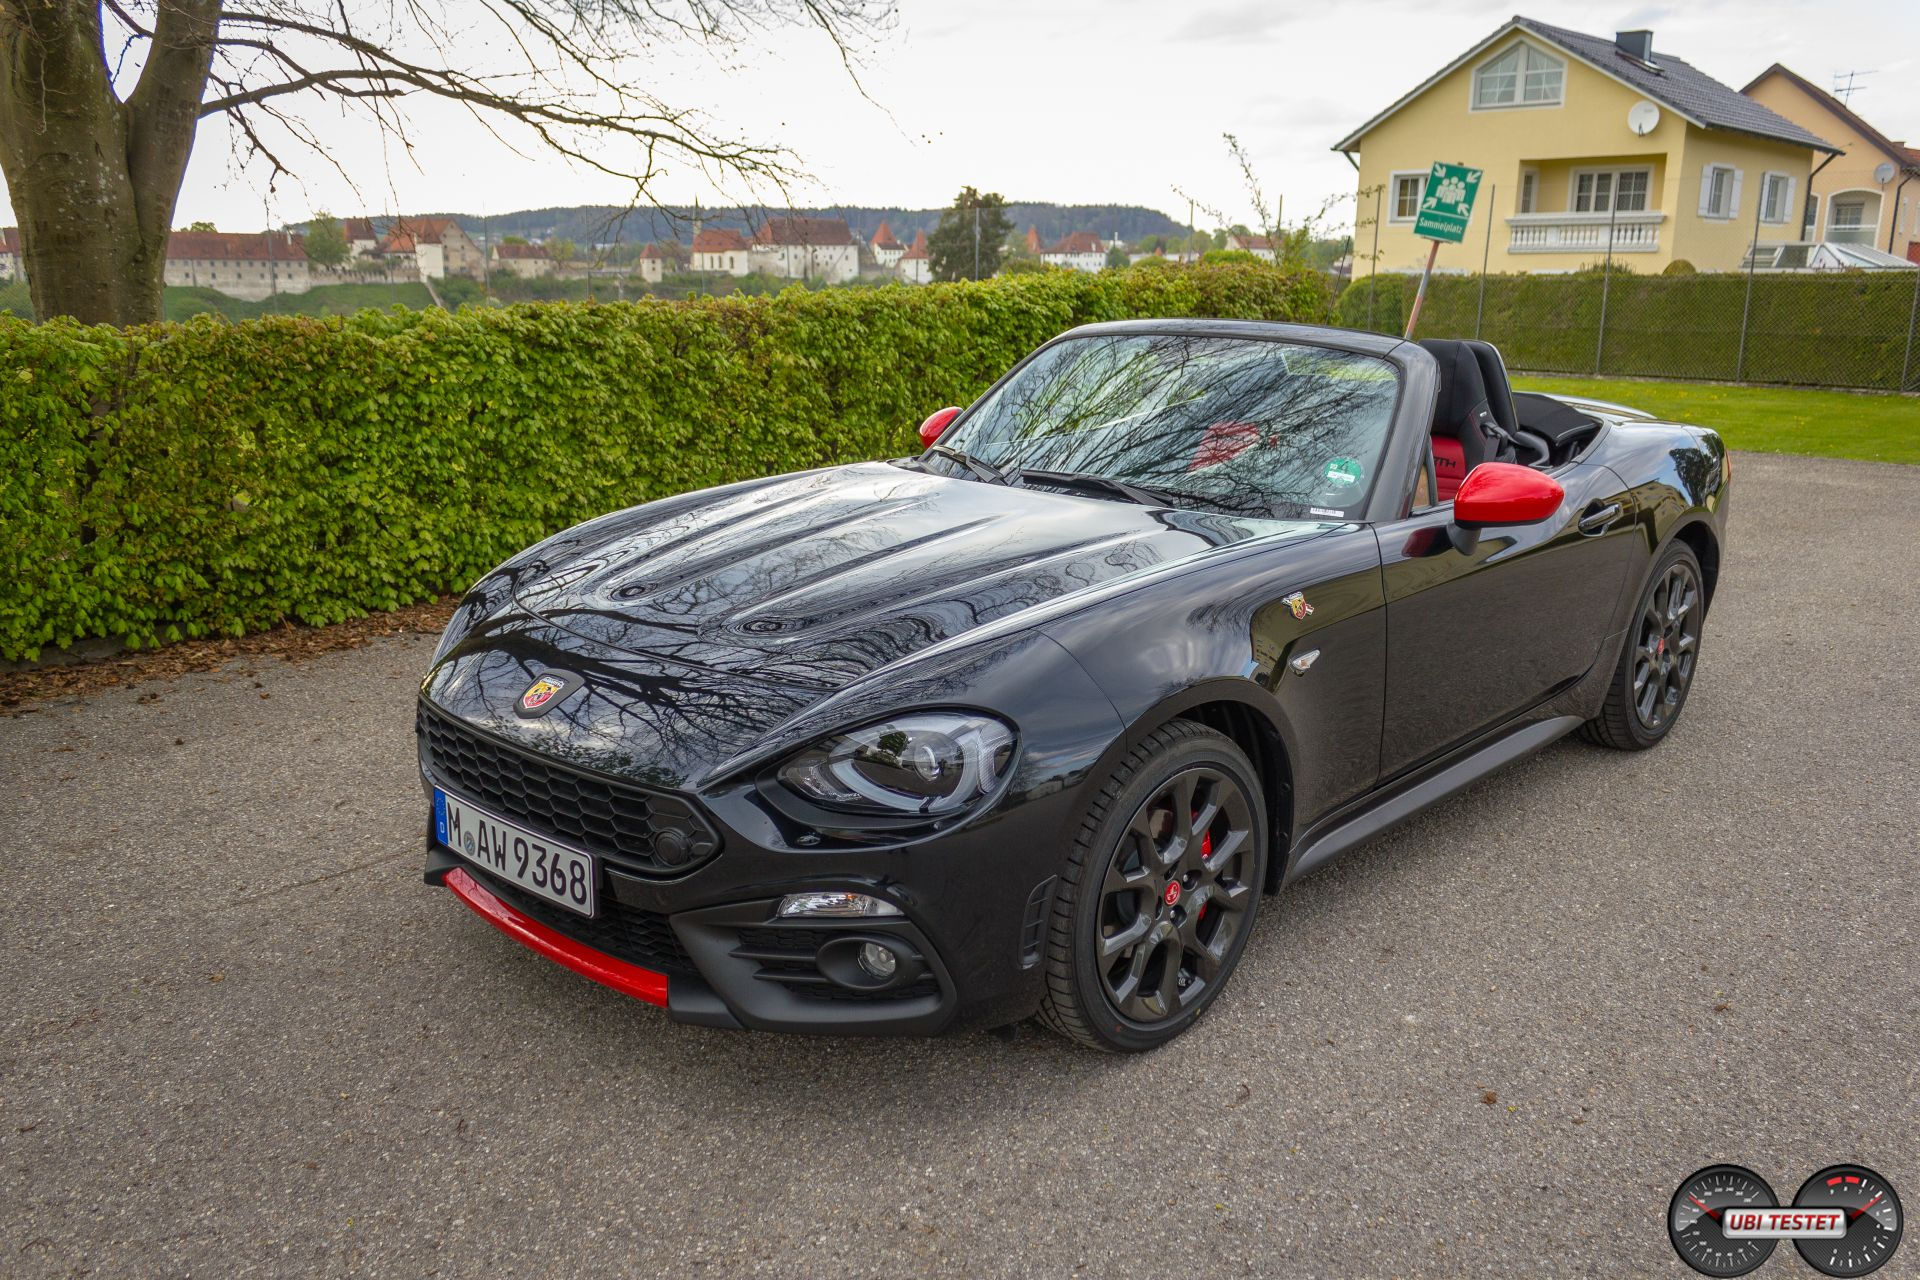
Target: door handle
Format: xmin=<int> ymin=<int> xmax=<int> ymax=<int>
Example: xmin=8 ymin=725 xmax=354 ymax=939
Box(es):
xmin=1578 ymin=502 xmax=1622 ymax=534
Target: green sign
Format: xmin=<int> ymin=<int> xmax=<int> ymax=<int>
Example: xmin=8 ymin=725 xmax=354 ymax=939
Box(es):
xmin=1412 ymin=161 xmax=1483 ymax=244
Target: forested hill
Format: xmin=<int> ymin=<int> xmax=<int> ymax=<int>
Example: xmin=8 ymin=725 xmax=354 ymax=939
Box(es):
xmin=421 ymin=203 xmax=1190 ymax=246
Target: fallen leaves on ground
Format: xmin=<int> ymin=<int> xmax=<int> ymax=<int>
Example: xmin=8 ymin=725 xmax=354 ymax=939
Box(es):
xmin=1 ymin=599 xmax=457 ymax=713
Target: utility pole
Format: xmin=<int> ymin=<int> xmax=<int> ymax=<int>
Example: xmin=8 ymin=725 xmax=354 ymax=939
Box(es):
xmin=1735 ymin=178 xmax=1766 ymax=382
xmin=265 ymin=196 xmax=278 ymax=313
xmin=973 ymin=202 xmax=981 ymax=280
xmin=1595 ymin=195 xmax=1619 ymax=374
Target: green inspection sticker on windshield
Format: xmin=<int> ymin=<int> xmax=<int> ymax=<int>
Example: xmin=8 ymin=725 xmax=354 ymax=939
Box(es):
xmin=1323 ymin=457 xmax=1364 ymax=488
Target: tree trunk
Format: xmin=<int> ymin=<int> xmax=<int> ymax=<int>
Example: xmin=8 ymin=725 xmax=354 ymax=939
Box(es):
xmin=0 ymin=2 xmax=219 ymax=327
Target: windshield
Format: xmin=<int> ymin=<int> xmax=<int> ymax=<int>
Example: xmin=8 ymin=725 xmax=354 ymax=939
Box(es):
xmin=940 ymin=334 xmax=1401 ymax=520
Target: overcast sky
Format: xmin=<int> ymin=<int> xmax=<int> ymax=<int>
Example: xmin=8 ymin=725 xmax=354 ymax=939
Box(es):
xmin=22 ymin=0 xmax=1919 ymax=237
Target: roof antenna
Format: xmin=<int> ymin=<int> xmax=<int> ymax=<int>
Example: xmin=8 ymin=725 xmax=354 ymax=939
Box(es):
xmin=1831 ymin=70 xmax=1874 ymax=104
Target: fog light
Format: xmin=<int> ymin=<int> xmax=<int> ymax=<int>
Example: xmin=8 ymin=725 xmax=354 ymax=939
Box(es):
xmin=857 ymin=942 xmax=898 ymax=981
xmin=777 ymin=890 xmax=902 ymax=919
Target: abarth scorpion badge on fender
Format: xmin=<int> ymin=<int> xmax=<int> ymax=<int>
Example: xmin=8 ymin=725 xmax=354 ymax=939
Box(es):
xmin=418 ymin=322 xmax=1731 ymax=1051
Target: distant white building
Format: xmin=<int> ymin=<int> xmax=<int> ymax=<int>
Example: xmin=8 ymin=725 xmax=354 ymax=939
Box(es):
xmin=1226 ymin=233 xmax=1278 ymax=262
xmin=342 ymin=217 xmax=379 ymax=260
xmin=165 ymin=230 xmax=312 ymax=299
xmin=1042 ymin=231 xmax=1109 ymax=273
xmin=378 ymin=217 xmax=483 ymax=279
xmin=490 ymin=241 xmax=554 ymax=279
xmin=751 ymin=217 xmax=859 ymax=283
xmin=898 ymin=230 xmax=932 ymax=284
xmin=691 ymin=227 xmax=751 ymax=276
xmin=0 ymin=227 xmax=20 ymax=282
xmin=870 ymin=220 xmax=905 ymax=269
xmin=636 ymin=242 xmax=670 ymax=283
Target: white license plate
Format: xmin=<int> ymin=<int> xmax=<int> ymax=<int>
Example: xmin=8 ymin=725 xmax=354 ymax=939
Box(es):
xmin=434 ymin=788 xmax=597 ymax=917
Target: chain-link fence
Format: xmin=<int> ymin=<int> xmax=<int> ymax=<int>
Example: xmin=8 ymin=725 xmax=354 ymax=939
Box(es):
xmin=1338 ymin=260 xmax=1920 ymax=393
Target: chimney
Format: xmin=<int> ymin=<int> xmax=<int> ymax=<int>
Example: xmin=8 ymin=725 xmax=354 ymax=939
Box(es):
xmin=1615 ymin=29 xmax=1654 ymax=64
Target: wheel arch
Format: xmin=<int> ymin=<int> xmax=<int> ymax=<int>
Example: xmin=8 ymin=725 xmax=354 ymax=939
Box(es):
xmin=1091 ymin=680 xmax=1297 ymax=894
xmin=1669 ymin=518 xmax=1721 ymax=612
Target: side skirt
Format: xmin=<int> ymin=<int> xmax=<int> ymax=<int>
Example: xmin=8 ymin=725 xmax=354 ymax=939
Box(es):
xmin=1281 ymin=715 xmax=1584 ymax=884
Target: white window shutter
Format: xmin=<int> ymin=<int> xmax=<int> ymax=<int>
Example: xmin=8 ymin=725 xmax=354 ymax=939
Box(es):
xmin=1729 ymin=169 xmax=1744 ymax=219
xmin=1698 ymin=168 xmax=1714 ymax=216
xmin=1783 ymin=177 xmax=1797 ymax=225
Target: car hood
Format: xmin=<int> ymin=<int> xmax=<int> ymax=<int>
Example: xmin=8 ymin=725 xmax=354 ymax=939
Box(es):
xmin=511 ymin=462 xmax=1307 ymax=693
xmin=425 ymin=463 xmax=1331 ymax=790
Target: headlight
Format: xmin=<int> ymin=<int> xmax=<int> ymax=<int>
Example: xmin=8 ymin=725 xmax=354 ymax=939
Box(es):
xmin=777 ymin=712 xmax=1016 ymax=816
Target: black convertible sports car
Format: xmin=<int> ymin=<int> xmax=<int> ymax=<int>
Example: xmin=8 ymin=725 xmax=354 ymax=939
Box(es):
xmin=419 ymin=320 xmax=1729 ymax=1050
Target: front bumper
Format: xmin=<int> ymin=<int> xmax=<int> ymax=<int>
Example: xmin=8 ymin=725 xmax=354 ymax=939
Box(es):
xmin=424 ymin=838 xmax=996 ymax=1035
xmin=413 ymin=621 xmax=1123 ymax=1036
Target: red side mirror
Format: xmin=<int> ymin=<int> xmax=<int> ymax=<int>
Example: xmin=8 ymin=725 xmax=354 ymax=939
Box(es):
xmin=918 ymin=406 xmax=963 ymax=448
xmin=1453 ymin=462 xmax=1564 ymax=528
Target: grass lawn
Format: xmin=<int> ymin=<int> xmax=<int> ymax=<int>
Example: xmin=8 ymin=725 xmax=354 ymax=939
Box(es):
xmin=1513 ymin=374 xmax=1919 ymax=466
xmin=163 ymin=281 xmax=436 ymax=321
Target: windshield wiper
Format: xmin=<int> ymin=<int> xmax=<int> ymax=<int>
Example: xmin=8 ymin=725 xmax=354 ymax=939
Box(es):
xmin=1013 ymin=468 xmax=1179 ymax=508
xmin=925 ymin=443 xmax=1015 ymax=486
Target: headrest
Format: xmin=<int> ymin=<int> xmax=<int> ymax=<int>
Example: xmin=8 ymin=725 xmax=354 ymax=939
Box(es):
xmin=1417 ymin=339 xmax=1490 ymax=440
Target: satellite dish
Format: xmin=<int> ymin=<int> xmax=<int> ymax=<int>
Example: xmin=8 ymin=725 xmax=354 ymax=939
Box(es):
xmin=1874 ymin=161 xmax=1896 ymax=185
xmin=1628 ymin=101 xmax=1662 ymax=136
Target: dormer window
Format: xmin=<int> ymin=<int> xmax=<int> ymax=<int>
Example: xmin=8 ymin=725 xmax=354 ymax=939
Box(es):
xmin=1474 ymin=42 xmax=1564 ymax=109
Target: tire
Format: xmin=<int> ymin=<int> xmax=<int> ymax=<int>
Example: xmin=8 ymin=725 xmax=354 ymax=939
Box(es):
xmin=1036 ymin=720 xmax=1268 ymax=1052
xmin=1580 ymin=541 xmax=1706 ymax=751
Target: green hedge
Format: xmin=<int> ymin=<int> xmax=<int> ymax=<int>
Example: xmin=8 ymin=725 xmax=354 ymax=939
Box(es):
xmin=1 ymin=262 xmax=1330 ymax=659
xmin=1337 ymin=270 xmax=1920 ymax=390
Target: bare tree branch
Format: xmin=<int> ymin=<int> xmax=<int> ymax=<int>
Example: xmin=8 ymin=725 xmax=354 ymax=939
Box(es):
xmin=0 ymin=0 xmax=893 ymax=325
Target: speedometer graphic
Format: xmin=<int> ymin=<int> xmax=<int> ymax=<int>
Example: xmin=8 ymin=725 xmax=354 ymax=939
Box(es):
xmin=1668 ymin=1165 xmax=1779 ymax=1277
xmin=1791 ymin=1165 xmax=1903 ymax=1277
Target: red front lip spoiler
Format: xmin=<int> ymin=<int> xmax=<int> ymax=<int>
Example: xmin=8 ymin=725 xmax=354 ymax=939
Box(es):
xmin=443 ymin=866 xmax=669 ymax=1007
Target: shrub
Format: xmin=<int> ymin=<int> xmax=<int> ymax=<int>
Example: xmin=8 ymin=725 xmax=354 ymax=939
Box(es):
xmin=1334 ymin=269 xmax=1918 ymax=388
xmin=1 ymin=261 xmax=1332 ymax=658
xmin=1662 ymin=259 xmax=1697 ymax=276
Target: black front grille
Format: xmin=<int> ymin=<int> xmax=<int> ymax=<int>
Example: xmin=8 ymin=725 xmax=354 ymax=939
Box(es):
xmin=733 ymin=927 xmax=941 ymax=1003
xmin=470 ymin=866 xmax=695 ymax=976
xmin=418 ymin=703 xmax=720 ymax=874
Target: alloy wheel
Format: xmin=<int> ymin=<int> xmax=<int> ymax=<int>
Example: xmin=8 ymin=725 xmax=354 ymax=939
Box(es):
xmin=1095 ymin=766 xmax=1257 ymax=1025
xmin=1633 ymin=560 xmax=1701 ymax=732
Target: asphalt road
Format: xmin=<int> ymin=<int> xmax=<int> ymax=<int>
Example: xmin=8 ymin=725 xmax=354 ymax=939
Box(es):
xmin=4 ymin=451 xmax=1917 ymax=1279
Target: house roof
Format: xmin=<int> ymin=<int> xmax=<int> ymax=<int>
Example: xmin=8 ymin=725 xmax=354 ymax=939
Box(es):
xmin=638 ymin=241 xmax=669 ymax=259
xmin=1333 ymin=15 xmax=1840 ymax=155
xmin=0 ymin=227 xmax=18 ymax=255
xmin=1045 ymin=231 xmax=1105 ymax=255
xmin=870 ymin=220 xmax=901 ymax=250
xmin=1025 ymin=226 xmax=1042 ymax=253
xmin=1229 ymin=233 xmax=1274 ymax=250
xmin=754 ymin=216 xmax=854 ymax=247
xmin=492 ymin=242 xmax=551 ymax=260
xmin=692 ymin=228 xmax=749 ymax=253
xmin=901 ymin=230 xmax=928 ymax=261
xmin=168 ymin=231 xmax=308 ymax=262
xmin=342 ymin=217 xmax=376 ymax=242
xmin=389 ymin=216 xmax=461 ymax=244
xmin=379 ymin=232 xmax=417 ymax=254
xmin=1742 ymin=63 xmax=1920 ymax=172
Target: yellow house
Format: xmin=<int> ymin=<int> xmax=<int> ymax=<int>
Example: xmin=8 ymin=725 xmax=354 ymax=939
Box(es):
xmin=1335 ymin=18 xmax=1839 ymax=277
xmin=1742 ymin=64 xmax=1920 ymax=264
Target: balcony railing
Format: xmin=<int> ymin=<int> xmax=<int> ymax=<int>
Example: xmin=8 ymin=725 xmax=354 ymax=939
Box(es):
xmin=1506 ymin=211 xmax=1665 ymax=254
xmin=1826 ymin=225 xmax=1875 ymax=247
